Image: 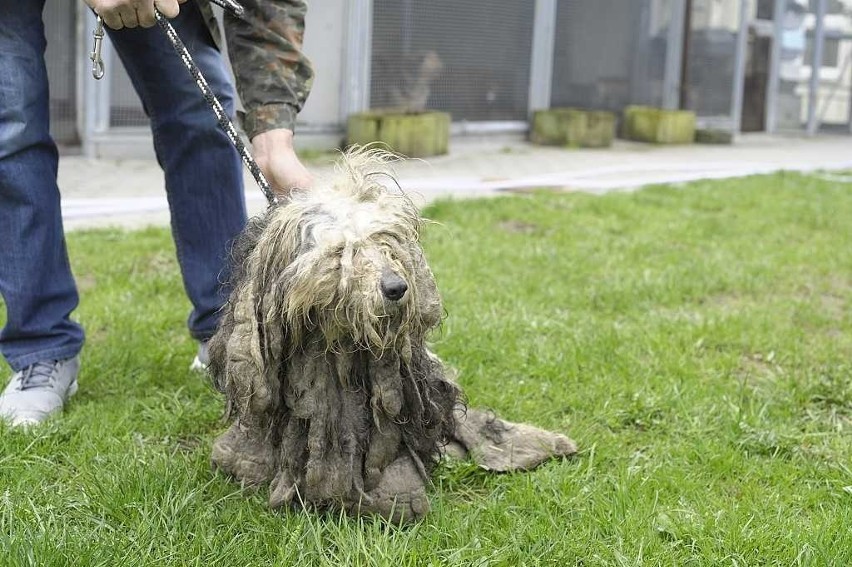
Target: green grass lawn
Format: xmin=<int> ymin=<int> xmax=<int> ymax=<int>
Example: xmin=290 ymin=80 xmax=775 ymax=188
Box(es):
xmin=1 ymin=172 xmax=851 ymax=565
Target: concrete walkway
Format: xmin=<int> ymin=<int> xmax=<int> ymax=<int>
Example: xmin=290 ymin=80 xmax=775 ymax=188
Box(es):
xmin=59 ymin=134 xmax=852 ymax=230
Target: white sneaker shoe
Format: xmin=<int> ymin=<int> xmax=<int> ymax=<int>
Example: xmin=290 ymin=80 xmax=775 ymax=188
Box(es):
xmin=0 ymin=357 xmax=80 ymax=427
xmin=189 ymin=341 xmax=210 ymax=372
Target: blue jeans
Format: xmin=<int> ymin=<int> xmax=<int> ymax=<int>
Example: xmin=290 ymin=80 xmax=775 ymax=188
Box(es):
xmin=0 ymin=1 xmax=247 ymax=372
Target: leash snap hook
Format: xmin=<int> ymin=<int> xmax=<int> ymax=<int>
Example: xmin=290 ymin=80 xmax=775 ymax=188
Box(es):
xmin=90 ymin=15 xmax=105 ymax=80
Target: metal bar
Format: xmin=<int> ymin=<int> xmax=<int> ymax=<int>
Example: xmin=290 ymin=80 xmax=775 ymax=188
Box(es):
xmin=731 ymin=0 xmax=751 ymax=135
xmin=765 ymin=0 xmax=785 ymax=133
xmin=82 ymin=9 xmax=111 ymax=156
xmin=340 ymin=0 xmax=373 ymax=120
xmin=95 ymin=28 xmax=113 ymax=133
xmin=629 ymin=1 xmax=651 ymax=102
xmin=528 ymin=0 xmax=557 ymax=113
xmin=807 ymin=0 xmax=827 ymax=135
xmin=848 ymin=54 xmax=852 ymax=133
xmin=75 ymin=2 xmax=89 ymax=153
xmin=678 ymin=0 xmax=693 ymax=109
xmin=844 ymin=29 xmax=852 ymax=131
xmin=663 ymin=0 xmax=687 ymax=109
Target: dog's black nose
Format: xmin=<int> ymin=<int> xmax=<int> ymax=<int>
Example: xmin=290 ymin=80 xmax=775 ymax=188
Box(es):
xmin=380 ymin=273 xmax=408 ymax=301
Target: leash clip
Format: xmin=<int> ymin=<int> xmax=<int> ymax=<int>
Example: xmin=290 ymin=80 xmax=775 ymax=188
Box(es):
xmin=90 ymin=15 xmax=105 ymax=80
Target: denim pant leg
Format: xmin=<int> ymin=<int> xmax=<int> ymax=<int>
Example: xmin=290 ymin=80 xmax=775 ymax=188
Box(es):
xmin=0 ymin=1 xmax=85 ymax=372
xmin=106 ymin=4 xmax=247 ymax=341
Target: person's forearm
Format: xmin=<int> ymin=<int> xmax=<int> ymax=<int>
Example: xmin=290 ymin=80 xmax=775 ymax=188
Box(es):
xmin=251 ymin=129 xmax=313 ymax=196
xmin=223 ymin=0 xmax=314 ymax=139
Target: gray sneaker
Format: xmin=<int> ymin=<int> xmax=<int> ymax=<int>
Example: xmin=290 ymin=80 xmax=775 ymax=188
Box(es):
xmin=0 ymin=357 xmax=80 ymax=427
xmin=189 ymin=341 xmax=210 ymax=372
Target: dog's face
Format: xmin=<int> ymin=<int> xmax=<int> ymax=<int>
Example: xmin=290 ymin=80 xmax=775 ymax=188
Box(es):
xmin=249 ymin=184 xmax=443 ymax=355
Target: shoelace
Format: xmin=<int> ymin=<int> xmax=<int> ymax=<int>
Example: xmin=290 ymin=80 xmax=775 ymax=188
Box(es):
xmin=18 ymin=361 xmax=58 ymax=390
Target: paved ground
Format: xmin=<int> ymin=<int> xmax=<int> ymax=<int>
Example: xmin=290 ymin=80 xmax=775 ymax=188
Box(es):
xmin=59 ymin=133 xmax=852 ymax=230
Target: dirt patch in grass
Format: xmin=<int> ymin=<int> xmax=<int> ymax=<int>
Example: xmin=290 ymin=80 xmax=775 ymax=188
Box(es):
xmin=77 ymin=273 xmax=98 ymax=291
xmin=134 ymin=251 xmax=177 ymax=277
xmin=498 ymin=220 xmax=540 ymax=234
xmin=819 ymin=293 xmax=845 ymax=320
xmin=738 ymin=352 xmax=783 ymax=383
xmin=697 ymin=292 xmax=746 ymax=312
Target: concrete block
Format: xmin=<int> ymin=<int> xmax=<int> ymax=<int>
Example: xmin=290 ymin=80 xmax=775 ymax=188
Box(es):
xmin=530 ymin=108 xmax=615 ymax=148
xmin=583 ymin=111 xmax=617 ymax=148
xmin=347 ymin=111 xmax=450 ymax=157
xmin=694 ymin=128 xmax=734 ymax=145
xmin=623 ymin=106 xmax=696 ymax=144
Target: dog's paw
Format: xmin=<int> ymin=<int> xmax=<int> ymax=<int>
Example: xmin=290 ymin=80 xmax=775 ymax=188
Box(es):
xmin=211 ymin=421 xmax=276 ymax=486
xmin=451 ymin=408 xmax=578 ymax=472
xmin=347 ymin=455 xmax=430 ymax=524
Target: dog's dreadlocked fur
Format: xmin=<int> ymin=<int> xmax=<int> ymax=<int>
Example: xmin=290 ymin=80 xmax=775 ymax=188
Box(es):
xmin=209 ymin=148 xmax=577 ymax=523
xmin=209 ymin=148 xmax=460 ymax=521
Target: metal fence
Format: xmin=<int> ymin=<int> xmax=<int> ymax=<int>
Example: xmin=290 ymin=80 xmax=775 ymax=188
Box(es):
xmin=769 ymin=0 xmax=852 ymax=134
xmin=682 ymin=1 xmax=742 ymax=126
xmin=550 ymin=0 xmax=675 ymax=112
xmin=370 ymin=0 xmax=535 ymax=121
xmin=108 ymin=59 xmax=149 ymax=128
xmin=819 ymin=3 xmax=852 ymax=132
xmin=801 ymin=0 xmax=852 ymax=133
xmin=44 ymin=0 xmax=79 ymax=145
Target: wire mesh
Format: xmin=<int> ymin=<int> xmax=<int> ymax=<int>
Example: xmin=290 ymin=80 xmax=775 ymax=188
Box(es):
xmin=108 ymin=45 xmax=151 ymax=128
xmin=44 ymin=0 xmax=79 ymax=145
xmin=550 ymin=0 xmax=672 ymax=112
xmin=370 ymin=0 xmax=535 ymax=121
xmin=682 ymin=0 xmax=743 ymax=128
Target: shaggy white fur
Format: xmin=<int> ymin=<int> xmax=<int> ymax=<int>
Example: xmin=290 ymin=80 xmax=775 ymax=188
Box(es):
xmin=244 ymin=148 xmax=440 ymax=355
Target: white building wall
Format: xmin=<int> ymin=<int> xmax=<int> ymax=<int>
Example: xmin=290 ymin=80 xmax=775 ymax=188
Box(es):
xmin=298 ymin=0 xmax=347 ymax=139
xmin=691 ymin=0 xmax=746 ymax=31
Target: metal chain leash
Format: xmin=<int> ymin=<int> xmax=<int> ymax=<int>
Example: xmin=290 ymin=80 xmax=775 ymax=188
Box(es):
xmin=89 ymin=0 xmax=277 ymax=205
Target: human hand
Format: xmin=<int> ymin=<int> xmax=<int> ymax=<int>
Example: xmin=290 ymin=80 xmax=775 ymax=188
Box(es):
xmin=84 ymin=0 xmax=187 ymax=30
xmin=252 ymin=129 xmax=314 ymax=200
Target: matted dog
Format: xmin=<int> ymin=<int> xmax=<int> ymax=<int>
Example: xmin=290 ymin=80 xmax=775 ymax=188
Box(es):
xmin=208 ymin=148 xmax=575 ymax=522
